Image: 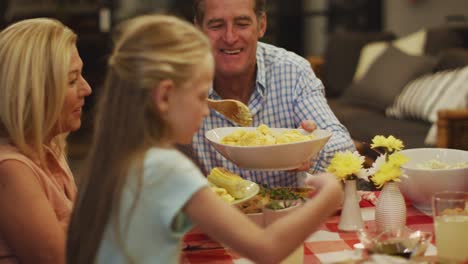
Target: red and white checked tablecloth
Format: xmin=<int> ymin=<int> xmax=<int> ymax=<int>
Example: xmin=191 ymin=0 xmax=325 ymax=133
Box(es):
xmin=180 ymin=193 xmax=436 ymax=264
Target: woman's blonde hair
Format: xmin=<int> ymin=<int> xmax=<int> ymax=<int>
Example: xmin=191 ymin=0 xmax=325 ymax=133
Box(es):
xmin=0 ymin=18 xmax=77 ymax=164
xmin=67 ymin=14 xmax=211 ymax=264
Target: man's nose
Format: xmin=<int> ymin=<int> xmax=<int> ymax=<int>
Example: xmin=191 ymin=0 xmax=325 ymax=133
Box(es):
xmin=223 ymin=25 xmax=238 ymax=44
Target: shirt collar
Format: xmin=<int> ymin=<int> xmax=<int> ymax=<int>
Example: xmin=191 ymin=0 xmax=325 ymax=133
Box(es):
xmin=255 ymin=42 xmax=267 ymax=97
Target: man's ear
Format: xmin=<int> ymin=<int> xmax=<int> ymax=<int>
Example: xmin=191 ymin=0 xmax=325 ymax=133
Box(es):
xmin=258 ymin=13 xmax=267 ymax=38
xmin=152 ymin=80 xmax=174 ymax=114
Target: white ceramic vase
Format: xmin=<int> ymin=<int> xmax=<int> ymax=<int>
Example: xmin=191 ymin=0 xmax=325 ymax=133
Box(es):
xmin=338 ymin=180 xmax=364 ymax=231
xmin=375 ymin=182 xmax=407 ymax=233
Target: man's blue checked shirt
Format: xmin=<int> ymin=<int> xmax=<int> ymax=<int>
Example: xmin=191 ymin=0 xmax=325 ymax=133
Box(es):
xmin=192 ymin=42 xmax=355 ymax=187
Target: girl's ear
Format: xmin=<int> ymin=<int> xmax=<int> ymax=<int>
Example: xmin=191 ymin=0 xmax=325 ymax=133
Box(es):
xmin=152 ymin=80 xmax=174 ymax=114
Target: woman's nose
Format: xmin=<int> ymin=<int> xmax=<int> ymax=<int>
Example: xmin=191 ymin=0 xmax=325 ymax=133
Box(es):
xmin=80 ymin=77 xmax=92 ymax=97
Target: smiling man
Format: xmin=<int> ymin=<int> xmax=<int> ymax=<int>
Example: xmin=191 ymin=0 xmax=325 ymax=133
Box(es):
xmin=190 ymin=0 xmax=355 ymax=187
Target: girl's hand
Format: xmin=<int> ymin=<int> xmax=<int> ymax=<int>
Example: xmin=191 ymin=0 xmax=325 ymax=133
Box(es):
xmin=305 ymin=173 xmax=344 ymax=203
xmin=305 ymin=173 xmax=341 ymax=191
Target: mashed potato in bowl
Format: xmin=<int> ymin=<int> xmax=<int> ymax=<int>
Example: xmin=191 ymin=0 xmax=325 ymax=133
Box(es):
xmin=417 ymin=160 xmax=468 ymax=169
xmin=205 ymin=125 xmax=332 ymax=170
xmin=399 ymin=148 xmax=468 ymax=214
xmin=221 ymin=124 xmax=315 ymax=146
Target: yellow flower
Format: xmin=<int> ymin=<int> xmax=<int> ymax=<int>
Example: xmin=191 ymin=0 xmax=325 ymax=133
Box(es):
xmin=388 ymin=152 xmax=409 ymax=166
xmin=371 ymin=135 xmax=404 ymax=153
xmin=327 ymin=151 xmax=364 ymax=180
xmin=371 ymin=152 xmax=409 ymax=188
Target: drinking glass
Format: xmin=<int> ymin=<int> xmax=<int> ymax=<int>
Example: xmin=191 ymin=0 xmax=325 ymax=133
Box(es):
xmin=432 ymin=191 xmax=468 ymax=263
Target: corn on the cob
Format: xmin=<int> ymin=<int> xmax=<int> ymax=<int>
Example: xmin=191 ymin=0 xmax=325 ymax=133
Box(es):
xmin=210 ymin=185 xmax=235 ymax=203
xmin=207 ymin=168 xmax=247 ymax=199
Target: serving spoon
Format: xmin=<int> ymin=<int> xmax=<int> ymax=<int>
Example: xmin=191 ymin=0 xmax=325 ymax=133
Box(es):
xmin=207 ymin=99 xmax=253 ymax=127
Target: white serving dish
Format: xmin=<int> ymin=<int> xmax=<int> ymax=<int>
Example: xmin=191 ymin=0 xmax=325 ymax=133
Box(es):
xmin=205 ymin=127 xmax=332 ymax=171
xmin=399 ymin=148 xmax=468 ymax=214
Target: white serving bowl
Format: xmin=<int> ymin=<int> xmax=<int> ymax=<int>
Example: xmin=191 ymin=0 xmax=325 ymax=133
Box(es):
xmin=205 ymin=127 xmax=332 ymax=170
xmin=399 ymin=148 xmax=468 ymax=213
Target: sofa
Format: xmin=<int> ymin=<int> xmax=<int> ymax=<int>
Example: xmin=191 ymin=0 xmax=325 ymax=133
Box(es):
xmin=309 ymin=25 xmax=468 ymax=159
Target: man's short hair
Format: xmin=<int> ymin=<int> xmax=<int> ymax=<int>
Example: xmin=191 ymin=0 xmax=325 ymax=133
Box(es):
xmin=193 ymin=0 xmax=266 ymax=23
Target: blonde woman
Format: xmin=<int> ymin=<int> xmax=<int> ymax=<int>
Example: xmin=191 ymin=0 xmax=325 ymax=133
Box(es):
xmin=0 ymin=18 xmax=92 ymax=263
xmin=67 ymin=15 xmax=342 ymax=264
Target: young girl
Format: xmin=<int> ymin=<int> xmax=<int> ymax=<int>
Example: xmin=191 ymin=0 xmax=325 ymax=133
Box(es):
xmin=67 ymin=15 xmax=343 ymax=264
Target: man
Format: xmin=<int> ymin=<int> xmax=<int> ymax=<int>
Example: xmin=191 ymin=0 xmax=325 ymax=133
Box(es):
xmin=191 ymin=0 xmax=355 ymax=187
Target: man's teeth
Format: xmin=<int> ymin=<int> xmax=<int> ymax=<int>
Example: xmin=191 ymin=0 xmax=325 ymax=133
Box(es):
xmin=222 ymin=49 xmax=241 ymax=54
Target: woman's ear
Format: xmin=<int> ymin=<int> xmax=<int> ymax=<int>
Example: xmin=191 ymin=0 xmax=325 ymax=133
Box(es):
xmin=151 ymin=80 xmax=174 ymax=114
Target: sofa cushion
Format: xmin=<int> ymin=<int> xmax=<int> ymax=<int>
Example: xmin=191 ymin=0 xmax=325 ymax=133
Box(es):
xmin=353 ymin=30 xmax=428 ymax=82
xmin=353 ymin=41 xmax=389 ymax=82
xmin=341 ymin=45 xmax=437 ymax=112
xmin=425 ymin=26 xmax=467 ymax=55
xmin=387 ymin=66 xmax=468 ymax=123
xmin=434 ymin=48 xmax=468 ymax=72
xmin=322 ymin=31 xmax=395 ymax=98
xmin=393 ymin=29 xmax=427 ymax=56
xmin=329 ymin=99 xmax=431 ymax=149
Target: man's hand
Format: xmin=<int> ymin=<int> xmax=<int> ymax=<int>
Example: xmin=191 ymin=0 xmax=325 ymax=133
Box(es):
xmin=290 ymin=120 xmax=318 ymax=172
xmin=300 ymin=120 xmax=317 ymax=132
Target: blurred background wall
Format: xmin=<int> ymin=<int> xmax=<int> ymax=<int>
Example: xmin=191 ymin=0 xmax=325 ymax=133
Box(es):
xmin=2 ymin=0 xmax=467 ymax=57
xmin=384 ymin=0 xmax=468 ymax=36
xmin=0 ymin=0 xmax=466 ymax=160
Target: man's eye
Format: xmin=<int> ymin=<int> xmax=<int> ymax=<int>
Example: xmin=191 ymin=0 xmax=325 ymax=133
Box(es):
xmin=209 ymin=24 xmax=222 ymax=29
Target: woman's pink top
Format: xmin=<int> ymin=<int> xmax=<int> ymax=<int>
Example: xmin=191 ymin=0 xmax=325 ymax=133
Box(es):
xmin=0 ymin=143 xmax=77 ymax=263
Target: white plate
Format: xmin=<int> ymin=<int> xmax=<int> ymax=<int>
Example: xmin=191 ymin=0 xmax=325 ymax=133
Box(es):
xmin=206 ymin=127 xmax=332 ymax=171
xmin=231 ymin=180 xmax=260 ymax=205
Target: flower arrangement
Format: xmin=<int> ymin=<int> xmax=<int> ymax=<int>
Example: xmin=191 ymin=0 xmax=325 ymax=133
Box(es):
xmin=327 ymin=135 xmax=409 ymax=188
xmin=326 ymin=151 xmax=369 ymax=181
xmin=326 ymin=135 xmax=410 ymax=232
xmin=367 ymin=135 xmax=409 ymax=188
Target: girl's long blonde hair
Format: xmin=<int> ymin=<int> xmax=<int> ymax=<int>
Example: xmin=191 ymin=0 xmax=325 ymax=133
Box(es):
xmin=0 ymin=18 xmax=76 ymax=165
xmin=67 ymin=14 xmax=211 ymax=264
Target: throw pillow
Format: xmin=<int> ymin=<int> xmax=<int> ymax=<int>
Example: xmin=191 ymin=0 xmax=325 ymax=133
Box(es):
xmin=323 ymin=31 xmax=395 ymax=97
xmin=386 ymin=66 xmax=468 ymax=123
xmin=393 ymin=29 xmax=427 ymax=56
xmin=353 ymin=41 xmax=389 ymax=81
xmin=352 ymin=29 xmax=427 ymax=82
xmin=342 ymin=45 xmax=437 ymax=112
xmin=386 ymin=66 xmax=468 ymax=146
xmin=434 ymin=48 xmax=468 ymax=72
xmin=425 ymin=26 xmax=466 ymax=56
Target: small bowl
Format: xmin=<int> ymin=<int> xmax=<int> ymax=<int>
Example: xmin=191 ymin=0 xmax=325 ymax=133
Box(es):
xmin=398 ymin=148 xmax=468 ymax=213
xmin=205 ymin=127 xmax=331 ymax=170
xmin=357 ymin=227 xmax=432 ymax=259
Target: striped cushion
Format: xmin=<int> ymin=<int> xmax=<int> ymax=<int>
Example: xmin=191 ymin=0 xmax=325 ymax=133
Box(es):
xmin=386 ymin=66 xmax=468 ymax=123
